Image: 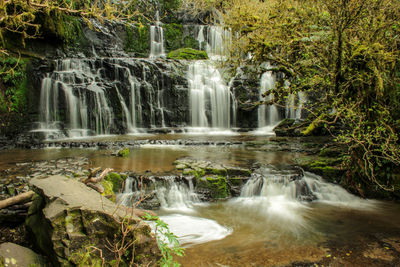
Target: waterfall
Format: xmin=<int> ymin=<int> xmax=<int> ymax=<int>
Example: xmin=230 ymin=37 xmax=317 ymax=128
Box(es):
xmin=187 ymin=61 xmax=234 ymax=129
xmin=156 ymin=178 xmax=199 ymax=212
xmin=197 ymin=26 xmax=205 ymax=50
xmin=117 ymin=177 xmax=140 ymax=207
xmin=258 ymin=70 xmax=279 ymax=130
xmin=296 ymin=91 xmax=307 ymax=120
xmin=285 ymin=85 xmax=307 ymax=121
xmin=205 ymin=26 xmax=231 ymax=59
xmin=239 ymin=167 xmax=376 ymax=209
xmin=188 ymin=25 xmax=236 ymax=130
xmin=34 ymin=59 xmax=114 ymax=139
xmin=149 ymin=11 xmax=165 ymax=59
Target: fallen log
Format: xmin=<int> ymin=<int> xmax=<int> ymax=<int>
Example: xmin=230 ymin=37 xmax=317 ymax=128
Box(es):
xmin=88 ymin=167 xmax=101 ymax=179
xmin=86 ymin=183 xmax=105 ymax=194
xmin=83 ymin=168 xmax=113 ymax=184
xmin=0 ymin=191 xmax=35 ymax=210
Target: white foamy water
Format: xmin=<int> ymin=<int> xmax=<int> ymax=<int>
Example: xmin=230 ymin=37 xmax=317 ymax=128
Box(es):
xmin=158 ymin=214 xmax=232 ymax=248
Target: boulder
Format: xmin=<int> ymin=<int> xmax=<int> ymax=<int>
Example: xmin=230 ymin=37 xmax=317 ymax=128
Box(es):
xmin=0 ymin=242 xmax=48 ymax=266
xmin=26 ymin=175 xmax=159 ymax=266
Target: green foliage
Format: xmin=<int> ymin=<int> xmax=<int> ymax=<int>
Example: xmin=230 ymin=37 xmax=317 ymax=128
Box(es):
xmin=209 ymin=0 xmax=400 ymax=194
xmin=42 ymin=12 xmax=85 ymax=45
xmin=167 ymin=48 xmax=208 ymax=60
xmin=143 ymin=213 xmax=184 ymax=267
xmin=105 ymin=172 xmax=125 ymax=193
xmin=160 ymin=0 xmax=182 ymax=15
xmin=164 ymin=23 xmax=184 ymax=51
xmin=117 ymin=148 xmax=130 ymax=158
xmin=0 ymin=56 xmax=28 ymax=114
xmin=125 ymin=23 xmax=149 ymax=57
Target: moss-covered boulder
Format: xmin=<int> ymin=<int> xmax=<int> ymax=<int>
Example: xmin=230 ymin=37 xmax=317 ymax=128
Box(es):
xmin=117 ymin=148 xmax=130 ymax=157
xmin=27 ymin=175 xmax=159 ymax=266
xmin=167 ymin=48 xmax=208 ymax=60
xmin=294 ymin=156 xmax=345 ymax=182
xmin=197 ymin=175 xmax=229 ymax=199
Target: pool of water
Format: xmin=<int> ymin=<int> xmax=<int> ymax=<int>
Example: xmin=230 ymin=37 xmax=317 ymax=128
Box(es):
xmin=1 ymin=133 xmax=400 ymax=266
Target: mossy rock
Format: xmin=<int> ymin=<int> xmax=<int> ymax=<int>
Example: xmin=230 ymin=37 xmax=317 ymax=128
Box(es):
xmin=41 ymin=12 xmax=86 ymax=46
xmin=228 ymin=177 xmax=244 ymax=186
xmin=167 ymin=48 xmax=208 ymax=60
xmin=164 ymin=23 xmax=183 ymax=51
xmin=104 ymin=173 xmax=125 ymax=193
xmin=117 ymin=148 xmax=130 ymax=157
xmin=295 ymin=156 xmax=344 ymax=182
xmin=197 ymin=176 xmax=229 ymax=199
xmin=125 ymin=23 xmax=150 ymax=57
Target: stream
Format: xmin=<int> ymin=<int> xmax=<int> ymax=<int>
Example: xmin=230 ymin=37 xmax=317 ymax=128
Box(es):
xmin=1 ymin=133 xmax=400 ymax=266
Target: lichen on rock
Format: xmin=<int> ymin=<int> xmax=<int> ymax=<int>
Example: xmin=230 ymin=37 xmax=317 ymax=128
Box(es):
xmin=26 ymin=175 xmax=160 ymax=266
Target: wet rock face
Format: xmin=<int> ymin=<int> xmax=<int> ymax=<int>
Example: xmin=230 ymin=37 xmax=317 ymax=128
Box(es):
xmin=29 ymin=58 xmax=189 ymax=137
xmin=26 ymin=175 xmax=159 ymax=266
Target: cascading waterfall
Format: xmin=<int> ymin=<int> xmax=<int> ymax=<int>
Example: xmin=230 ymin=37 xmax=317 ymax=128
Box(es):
xmin=187 ymin=61 xmax=235 ymax=129
xmin=33 ymin=59 xmax=114 ymax=139
xmin=188 ymin=25 xmax=236 ymax=130
xmin=205 ymin=26 xmax=232 ymax=59
xmin=155 ymin=178 xmax=199 ymax=212
xmin=149 ymin=11 xmax=165 ymax=59
xmin=33 ymin=57 xmax=178 ymax=139
xmin=258 ymin=70 xmax=280 ymax=130
xmin=286 ymin=92 xmax=308 ymax=120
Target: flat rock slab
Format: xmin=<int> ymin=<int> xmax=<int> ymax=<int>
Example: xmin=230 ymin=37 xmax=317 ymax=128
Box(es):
xmin=28 ymin=175 xmax=159 ymax=266
xmin=0 ymin=243 xmax=48 ymax=266
xmin=30 ymin=175 xmax=137 ymax=220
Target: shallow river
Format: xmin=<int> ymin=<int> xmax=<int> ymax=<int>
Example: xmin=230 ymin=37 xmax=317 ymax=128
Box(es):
xmin=1 ymin=133 xmax=400 ymax=266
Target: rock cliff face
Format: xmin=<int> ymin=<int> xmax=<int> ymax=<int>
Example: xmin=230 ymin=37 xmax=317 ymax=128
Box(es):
xmin=26 ymin=175 xmax=159 ymax=266
xmin=4 ymin=12 xmax=267 ymax=140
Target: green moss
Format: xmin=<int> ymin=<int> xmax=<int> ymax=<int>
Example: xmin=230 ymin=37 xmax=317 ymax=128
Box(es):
xmin=104 ymin=172 xmax=125 ymax=193
xmin=198 ymin=176 xmax=229 ymax=199
xmin=101 ymin=180 xmax=116 ymax=202
xmin=117 ymin=148 xmax=130 ymax=157
xmin=209 ymin=168 xmax=228 ymax=176
xmin=167 ymin=48 xmax=208 ymax=60
xmin=42 ymin=12 xmax=85 ymax=46
xmin=125 ymin=23 xmax=149 ymax=57
xmin=183 ymin=36 xmax=199 ymax=49
xmin=0 ymin=56 xmax=29 ymax=113
xmin=228 ymin=177 xmax=243 ymax=186
xmin=183 ymin=169 xmax=206 ymax=178
xmin=164 ymin=23 xmax=183 ymax=51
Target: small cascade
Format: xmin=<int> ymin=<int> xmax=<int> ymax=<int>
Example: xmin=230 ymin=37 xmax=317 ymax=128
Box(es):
xmin=117 ymin=177 xmax=140 ymax=207
xmin=149 ymin=11 xmax=165 ymax=59
xmin=239 ymin=167 xmax=376 ymax=209
xmin=296 ymin=91 xmax=307 ymax=120
xmin=258 ymin=70 xmax=279 ymax=130
xmin=205 ymin=26 xmax=231 ymax=59
xmin=285 ymin=91 xmax=307 ymax=120
xmin=197 ymin=26 xmax=205 ymax=50
xmin=156 ymin=178 xmax=199 ymax=212
xmin=187 ymin=61 xmax=235 ymax=129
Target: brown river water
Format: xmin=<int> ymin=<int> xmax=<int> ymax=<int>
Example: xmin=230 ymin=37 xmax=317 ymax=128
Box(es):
xmin=1 ymin=133 xmax=400 ymax=266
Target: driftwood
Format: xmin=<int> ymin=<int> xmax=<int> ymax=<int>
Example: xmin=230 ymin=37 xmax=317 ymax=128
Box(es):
xmin=88 ymin=167 xmax=102 ymax=179
xmin=83 ymin=168 xmax=113 ymax=184
xmin=86 ymin=183 xmax=105 ymax=194
xmin=0 ymin=191 xmax=35 ymax=210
